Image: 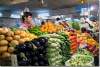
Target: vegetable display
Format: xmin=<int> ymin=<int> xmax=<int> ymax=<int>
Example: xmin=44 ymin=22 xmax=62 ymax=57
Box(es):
xmin=28 ymin=26 xmax=47 ymax=36
xmin=15 ymin=37 xmax=49 ymax=66
xmin=65 ymin=49 xmax=94 ymax=66
xmin=65 ymin=54 xmax=93 ymax=66
xmin=0 ymin=19 xmax=99 ymax=66
xmin=40 ymin=33 xmax=71 ymax=66
xmin=0 ymin=27 xmax=37 ymax=58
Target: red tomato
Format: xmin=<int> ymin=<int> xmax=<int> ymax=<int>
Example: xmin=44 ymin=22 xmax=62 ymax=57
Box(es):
xmin=71 ymin=45 xmax=77 ymax=50
xmin=72 ymin=39 xmax=77 ymax=43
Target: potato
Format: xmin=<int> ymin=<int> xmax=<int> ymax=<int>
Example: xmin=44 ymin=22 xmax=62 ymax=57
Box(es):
xmin=19 ymin=39 xmax=25 ymax=44
xmin=20 ymin=34 xmax=26 ymax=38
xmin=13 ymin=35 xmax=20 ymax=40
xmin=2 ymin=52 xmax=11 ymax=58
xmin=0 ymin=40 xmax=8 ymax=46
xmin=14 ymin=30 xmax=21 ymax=35
xmin=8 ymin=47 xmax=15 ymax=53
xmin=0 ymin=35 xmax=5 ymax=40
xmin=0 ymin=46 xmax=8 ymax=53
xmin=6 ymin=31 xmax=14 ymax=37
xmin=9 ymin=40 xmax=19 ymax=47
xmin=6 ymin=36 xmax=13 ymax=42
xmin=0 ymin=27 xmax=10 ymax=35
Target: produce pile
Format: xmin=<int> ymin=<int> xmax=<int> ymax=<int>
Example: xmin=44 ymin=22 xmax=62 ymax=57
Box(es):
xmin=15 ymin=37 xmax=49 ymax=66
xmin=0 ymin=20 xmax=99 ymax=66
xmin=65 ymin=49 xmax=93 ymax=66
xmin=0 ymin=27 xmax=37 ymax=58
xmin=40 ymin=21 xmax=64 ymax=33
xmin=40 ymin=33 xmax=71 ymax=66
xmin=68 ymin=31 xmax=78 ymax=54
xmin=28 ymin=26 xmax=47 ymax=36
xmin=64 ymin=29 xmax=99 ymax=56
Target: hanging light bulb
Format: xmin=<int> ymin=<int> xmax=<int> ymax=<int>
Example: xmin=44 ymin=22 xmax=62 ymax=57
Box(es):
xmin=80 ymin=0 xmax=86 ymax=4
xmin=81 ymin=0 xmax=84 ymax=4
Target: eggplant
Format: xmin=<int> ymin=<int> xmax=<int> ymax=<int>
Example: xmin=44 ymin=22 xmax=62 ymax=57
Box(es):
xmin=33 ymin=56 xmax=38 ymax=61
xmin=18 ymin=60 xmax=30 ymax=66
xmin=25 ymin=42 xmax=34 ymax=51
xmin=43 ymin=57 xmax=48 ymax=61
xmin=34 ymin=62 xmax=39 ymax=66
xmin=16 ymin=44 xmax=27 ymax=52
xmin=38 ymin=46 xmax=45 ymax=52
xmin=38 ymin=37 xmax=48 ymax=45
xmin=39 ymin=61 xmax=45 ymax=66
xmin=38 ymin=54 xmax=44 ymax=59
xmin=25 ymin=52 xmax=32 ymax=58
xmin=42 ymin=50 xmax=47 ymax=55
xmin=33 ymin=41 xmax=41 ymax=47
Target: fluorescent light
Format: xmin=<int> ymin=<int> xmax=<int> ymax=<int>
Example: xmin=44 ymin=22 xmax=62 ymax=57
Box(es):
xmin=65 ymin=18 xmax=71 ymax=20
xmin=36 ymin=10 xmax=49 ymax=13
xmin=90 ymin=6 xmax=95 ymax=11
xmin=80 ymin=8 xmax=90 ymax=16
xmin=74 ymin=19 xmax=80 ymax=22
xmin=10 ymin=14 xmax=20 ymax=18
xmin=0 ymin=12 xmax=2 ymax=17
xmin=38 ymin=13 xmax=49 ymax=17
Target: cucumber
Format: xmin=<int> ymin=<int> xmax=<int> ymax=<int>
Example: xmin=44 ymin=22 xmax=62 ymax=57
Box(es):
xmin=48 ymin=42 xmax=61 ymax=47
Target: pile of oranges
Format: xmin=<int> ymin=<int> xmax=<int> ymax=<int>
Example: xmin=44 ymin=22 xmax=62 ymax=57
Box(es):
xmin=40 ymin=21 xmax=64 ymax=33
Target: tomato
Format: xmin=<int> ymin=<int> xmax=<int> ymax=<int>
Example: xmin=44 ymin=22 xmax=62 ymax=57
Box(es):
xmin=71 ymin=50 xmax=77 ymax=54
xmin=69 ymin=35 xmax=77 ymax=39
xmin=71 ymin=39 xmax=77 ymax=43
xmin=70 ymin=45 xmax=77 ymax=50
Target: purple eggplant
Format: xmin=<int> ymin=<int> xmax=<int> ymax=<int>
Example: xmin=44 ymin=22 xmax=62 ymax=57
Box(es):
xmin=38 ymin=37 xmax=48 ymax=45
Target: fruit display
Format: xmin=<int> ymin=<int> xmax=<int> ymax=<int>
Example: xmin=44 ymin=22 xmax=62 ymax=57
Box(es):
xmin=0 ymin=27 xmax=37 ymax=58
xmin=40 ymin=21 xmax=64 ymax=33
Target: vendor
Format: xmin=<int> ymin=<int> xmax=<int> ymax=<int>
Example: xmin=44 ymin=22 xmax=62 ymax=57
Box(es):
xmin=80 ymin=17 xmax=93 ymax=33
xmin=20 ymin=12 xmax=35 ymax=30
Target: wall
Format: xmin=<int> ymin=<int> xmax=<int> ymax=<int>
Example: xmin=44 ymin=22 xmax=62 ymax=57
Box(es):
xmin=0 ymin=18 xmax=20 ymax=27
xmin=0 ymin=17 xmax=42 ymax=27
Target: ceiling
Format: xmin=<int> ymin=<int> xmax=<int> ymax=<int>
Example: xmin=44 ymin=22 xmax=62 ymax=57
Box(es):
xmin=0 ymin=0 xmax=98 ymax=17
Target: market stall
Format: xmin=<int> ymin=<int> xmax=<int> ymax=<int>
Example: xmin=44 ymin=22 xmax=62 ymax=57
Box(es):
xmin=0 ymin=0 xmax=99 ymax=66
xmin=0 ymin=17 xmax=99 ymax=66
